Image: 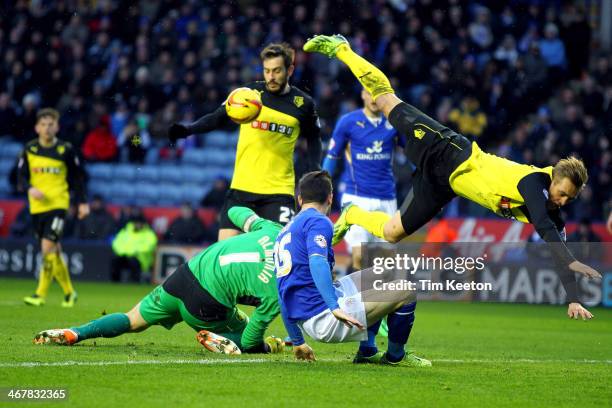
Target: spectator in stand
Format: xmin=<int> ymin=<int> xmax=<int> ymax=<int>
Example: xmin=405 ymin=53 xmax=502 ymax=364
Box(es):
xmin=110 ymin=212 xmax=157 ymax=282
xmin=0 ymin=1 xmax=608 ymax=220
xmin=448 ymin=96 xmax=487 ymax=140
xmin=567 ymin=218 xmax=602 ymax=261
xmin=9 ymin=204 xmax=33 ymax=238
xmin=0 ymin=92 xmax=19 ymax=136
xmin=116 ymin=204 xmax=139 ymax=231
xmin=76 ymin=194 xmax=116 ymax=240
xmin=164 ymin=202 xmax=209 ymax=244
xmin=200 ymin=176 xmax=229 ymax=210
xmin=539 ymin=23 xmax=567 ymax=85
xmin=117 ymin=118 xmax=151 ymax=163
xmin=62 ymin=203 xmax=79 ymax=240
xmin=81 ymin=115 xmax=118 ymax=162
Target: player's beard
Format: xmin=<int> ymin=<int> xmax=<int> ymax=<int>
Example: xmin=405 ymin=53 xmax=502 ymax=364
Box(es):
xmin=266 ymin=77 xmax=288 ymax=94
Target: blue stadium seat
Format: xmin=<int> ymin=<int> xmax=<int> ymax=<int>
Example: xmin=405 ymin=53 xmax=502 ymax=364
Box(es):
xmin=0 ymin=178 xmax=12 ymax=195
xmin=88 ymin=181 xmax=111 ymax=199
xmin=180 ymin=166 xmax=213 ymax=184
xmin=135 ymin=166 xmax=159 ymax=183
xmin=110 ymin=182 xmax=135 ymax=204
xmin=226 ymin=131 xmax=239 ymax=147
xmin=158 ymin=165 xmax=183 ymax=183
xmin=0 ymin=142 xmax=23 ymax=159
xmin=182 ymin=149 xmax=207 ymax=166
xmin=144 ymin=147 xmax=159 ymax=165
xmin=113 ymin=164 xmax=136 ymax=181
xmin=206 ymin=166 xmax=234 ymax=181
xmin=87 ymin=163 xmax=113 ymax=180
xmin=181 ymin=183 xmax=209 ymax=205
xmin=0 ymin=160 xmax=14 ymax=175
xmin=204 ymin=131 xmax=231 ymax=148
xmin=157 ymin=183 xmax=183 ymax=206
xmin=205 ymin=148 xmax=229 ymax=166
xmin=134 ymin=182 xmax=160 ymax=206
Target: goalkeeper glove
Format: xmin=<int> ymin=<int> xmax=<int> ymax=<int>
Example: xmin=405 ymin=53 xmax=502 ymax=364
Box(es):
xmin=168 ymin=123 xmax=190 ymax=143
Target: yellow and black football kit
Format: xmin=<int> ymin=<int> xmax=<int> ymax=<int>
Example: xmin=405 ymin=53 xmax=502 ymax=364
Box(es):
xmin=17 ymin=138 xmax=87 ymax=237
xmin=182 ymin=81 xmax=321 ymax=228
xmin=388 ymin=102 xmax=578 ymax=301
xmin=17 ymin=138 xmax=86 ymax=301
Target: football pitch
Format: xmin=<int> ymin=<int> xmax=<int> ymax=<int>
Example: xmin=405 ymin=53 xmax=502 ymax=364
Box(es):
xmin=0 ymin=278 xmax=610 ymax=407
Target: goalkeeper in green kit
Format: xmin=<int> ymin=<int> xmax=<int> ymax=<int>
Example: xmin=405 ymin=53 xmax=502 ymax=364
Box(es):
xmin=33 ymin=207 xmax=285 ymax=354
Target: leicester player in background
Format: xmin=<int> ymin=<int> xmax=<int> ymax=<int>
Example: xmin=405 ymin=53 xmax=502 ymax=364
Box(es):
xmin=304 ymin=35 xmax=601 ymax=320
xmin=275 ymin=171 xmax=430 ymax=366
xmin=323 ymin=89 xmax=405 ymax=270
xmin=169 ymin=42 xmax=322 ymax=241
xmin=34 ymin=207 xmax=284 ymax=355
xmin=323 ymin=90 xmax=407 ymax=338
xmin=17 ymin=108 xmax=89 ymax=307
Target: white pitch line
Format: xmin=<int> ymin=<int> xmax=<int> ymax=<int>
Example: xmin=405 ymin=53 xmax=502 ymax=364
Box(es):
xmin=0 ymin=358 xmax=610 ymax=368
xmin=0 ymin=358 xmax=267 ymax=368
xmin=434 ymin=358 xmax=612 ymax=364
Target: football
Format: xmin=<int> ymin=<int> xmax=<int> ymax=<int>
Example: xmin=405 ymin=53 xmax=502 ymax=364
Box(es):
xmin=225 ymin=87 xmax=262 ymax=124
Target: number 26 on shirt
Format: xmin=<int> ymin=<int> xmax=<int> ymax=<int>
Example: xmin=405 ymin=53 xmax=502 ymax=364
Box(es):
xmin=274 ymin=232 xmax=292 ymax=278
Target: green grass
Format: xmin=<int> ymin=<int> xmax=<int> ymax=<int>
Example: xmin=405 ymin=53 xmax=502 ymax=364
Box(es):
xmin=0 ymin=278 xmax=610 ymax=407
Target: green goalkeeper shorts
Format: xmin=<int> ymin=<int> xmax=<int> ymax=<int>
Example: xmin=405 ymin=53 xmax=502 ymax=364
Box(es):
xmin=138 ymin=265 xmax=248 ymax=338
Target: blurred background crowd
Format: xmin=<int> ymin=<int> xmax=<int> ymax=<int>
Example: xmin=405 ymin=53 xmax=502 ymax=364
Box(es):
xmin=0 ymin=0 xmax=610 ymax=233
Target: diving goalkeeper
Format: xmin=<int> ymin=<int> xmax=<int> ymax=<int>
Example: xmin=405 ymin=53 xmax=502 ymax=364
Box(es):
xmin=33 ymin=207 xmax=284 ymax=354
xmin=303 ymin=35 xmax=601 ymax=320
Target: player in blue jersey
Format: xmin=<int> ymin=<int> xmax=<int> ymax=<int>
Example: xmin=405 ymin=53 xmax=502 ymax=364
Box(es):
xmin=323 ymin=89 xmax=405 ymax=269
xmin=324 ymin=90 xmax=417 ymax=340
xmin=275 ymin=171 xmax=431 ymax=366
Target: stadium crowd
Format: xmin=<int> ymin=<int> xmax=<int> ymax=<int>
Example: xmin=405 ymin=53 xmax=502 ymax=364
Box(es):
xmin=0 ymin=0 xmax=610 ymax=223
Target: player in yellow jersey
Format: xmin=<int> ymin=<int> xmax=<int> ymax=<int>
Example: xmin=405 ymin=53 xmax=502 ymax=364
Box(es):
xmin=17 ymin=108 xmax=89 ymax=307
xmin=304 ymin=35 xmax=601 ymax=320
xmin=168 ymin=42 xmax=322 ymax=241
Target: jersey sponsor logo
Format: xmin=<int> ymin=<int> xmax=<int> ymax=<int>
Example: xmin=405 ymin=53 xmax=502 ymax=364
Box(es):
xmin=251 ymin=120 xmax=294 ymax=136
xmin=355 ymin=140 xmax=391 ymax=161
xmin=366 ymin=140 xmax=383 ymax=154
xmin=32 ymin=167 xmax=61 ymax=175
xmin=414 ymin=129 xmax=426 ymax=139
xmin=57 ymin=145 xmax=65 ymax=155
xmin=293 ymin=96 xmax=304 ymax=108
xmin=314 ymin=234 xmax=327 ymax=248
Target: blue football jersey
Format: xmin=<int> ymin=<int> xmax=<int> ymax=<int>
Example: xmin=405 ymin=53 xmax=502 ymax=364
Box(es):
xmin=327 ymin=109 xmax=404 ymax=200
xmin=275 ymin=208 xmax=335 ymax=323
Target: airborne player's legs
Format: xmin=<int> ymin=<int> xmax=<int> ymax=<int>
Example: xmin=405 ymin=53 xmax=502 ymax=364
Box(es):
xmin=304 ymin=35 xmax=469 ymax=244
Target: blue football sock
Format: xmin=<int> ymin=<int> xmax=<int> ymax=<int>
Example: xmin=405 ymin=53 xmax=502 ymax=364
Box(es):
xmin=386 ymin=302 xmax=416 ymax=361
xmin=359 ymin=319 xmax=382 ymax=356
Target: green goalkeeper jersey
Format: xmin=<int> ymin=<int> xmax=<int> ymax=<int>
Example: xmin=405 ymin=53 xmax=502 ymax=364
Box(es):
xmin=187 ymin=207 xmax=283 ymax=350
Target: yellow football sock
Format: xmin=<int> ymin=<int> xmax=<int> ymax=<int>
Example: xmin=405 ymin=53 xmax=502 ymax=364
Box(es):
xmin=335 ymin=45 xmax=394 ymax=100
xmin=34 ymin=253 xmax=54 ymax=298
xmin=51 ymin=253 xmax=74 ymax=296
xmin=345 ymin=206 xmax=391 ymax=239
